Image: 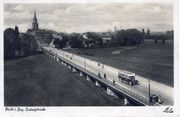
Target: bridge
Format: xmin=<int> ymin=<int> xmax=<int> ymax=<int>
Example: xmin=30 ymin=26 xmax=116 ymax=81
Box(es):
xmin=42 ymin=46 xmax=173 ymax=106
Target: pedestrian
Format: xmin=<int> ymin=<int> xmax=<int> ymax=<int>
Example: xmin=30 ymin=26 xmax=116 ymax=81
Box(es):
xmin=104 ymin=74 xmax=106 ymax=79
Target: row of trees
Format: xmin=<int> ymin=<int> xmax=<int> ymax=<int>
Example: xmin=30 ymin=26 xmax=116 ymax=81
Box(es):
xmin=4 ymin=26 xmax=38 ymax=60
xmin=151 ymin=31 xmax=173 ymax=40
xmin=52 ymin=28 xmax=173 ymax=49
xmin=114 ymin=29 xmax=173 ymax=45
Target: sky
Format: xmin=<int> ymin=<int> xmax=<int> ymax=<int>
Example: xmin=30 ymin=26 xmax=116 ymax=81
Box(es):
xmin=4 ymin=2 xmax=173 ymax=33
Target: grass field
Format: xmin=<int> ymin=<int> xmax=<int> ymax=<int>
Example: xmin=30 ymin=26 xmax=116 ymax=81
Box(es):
xmin=68 ymin=43 xmax=173 ymax=87
xmin=4 ymin=54 xmax=124 ymax=106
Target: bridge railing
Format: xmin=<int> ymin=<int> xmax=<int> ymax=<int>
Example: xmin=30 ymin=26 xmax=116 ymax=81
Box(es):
xmin=99 ymin=76 xmax=150 ymax=105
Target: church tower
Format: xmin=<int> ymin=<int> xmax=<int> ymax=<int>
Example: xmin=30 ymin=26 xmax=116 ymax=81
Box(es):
xmin=32 ymin=11 xmax=38 ymax=30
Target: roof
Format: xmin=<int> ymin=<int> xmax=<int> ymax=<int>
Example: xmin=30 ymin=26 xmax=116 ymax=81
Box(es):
xmin=118 ymin=70 xmax=135 ymax=76
xmin=101 ymin=33 xmax=112 ymax=38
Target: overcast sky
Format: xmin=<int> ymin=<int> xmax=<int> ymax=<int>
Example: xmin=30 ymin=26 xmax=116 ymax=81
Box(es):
xmin=4 ymin=2 xmax=173 ymax=33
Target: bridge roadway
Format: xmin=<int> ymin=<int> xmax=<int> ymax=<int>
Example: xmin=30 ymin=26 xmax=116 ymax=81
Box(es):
xmin=42 ymin=46 xmax=173 ymax=106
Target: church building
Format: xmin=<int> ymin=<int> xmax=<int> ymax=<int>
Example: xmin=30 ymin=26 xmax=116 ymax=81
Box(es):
xmin=26 ymin=11 xmax=52 ymax=50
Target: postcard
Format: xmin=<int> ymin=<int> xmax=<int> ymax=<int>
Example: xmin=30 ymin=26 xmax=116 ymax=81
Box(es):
xmin=1 ymin=0 xmax=179 ymax=117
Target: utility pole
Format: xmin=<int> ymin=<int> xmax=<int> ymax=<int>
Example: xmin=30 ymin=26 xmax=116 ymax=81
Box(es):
xmin=114 ymin=26 xmax=117 ymax=40
xmin=148 ymin=80 xmax=151 ymax=105
xmin=84 ymin=58 xmax=86 ymax=69
xmin=114 ymin=26 xmax=117 ymax=41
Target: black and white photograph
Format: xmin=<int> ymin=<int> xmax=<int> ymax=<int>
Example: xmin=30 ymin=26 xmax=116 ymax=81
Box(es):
xmin=1 ymin=0 xmax=179 ymax=116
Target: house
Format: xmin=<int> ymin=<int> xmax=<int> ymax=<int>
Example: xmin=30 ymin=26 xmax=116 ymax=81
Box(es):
xmin=101 ymin=33 xmax=112 ymax=43
xmin=82 ymin=34 xmax=95 ymax=48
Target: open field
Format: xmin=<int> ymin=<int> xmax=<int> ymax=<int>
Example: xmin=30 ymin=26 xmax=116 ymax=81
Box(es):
xmin=67 ymin=43 xmax=173 ymax=87
xmin=4 ymin=54 xmax=124 ymax=106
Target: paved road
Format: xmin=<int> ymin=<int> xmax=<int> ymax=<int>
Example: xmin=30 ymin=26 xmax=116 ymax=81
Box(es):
xmin=44 ymin=47 xmax=173 ymax=105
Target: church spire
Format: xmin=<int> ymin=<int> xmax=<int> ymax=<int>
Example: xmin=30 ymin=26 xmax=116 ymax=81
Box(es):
xmin=32 ymin=10 xmax=38 ymax=30
xmin=34 ymin=11 xmax=37 ymax=20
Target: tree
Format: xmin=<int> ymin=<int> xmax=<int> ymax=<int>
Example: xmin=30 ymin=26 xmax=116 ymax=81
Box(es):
xmin=86 ymin=32 xmax=98 ymax=39
xmin=95 ymin=37 xmax=103 ymax=47
xmin=166 ymin=30 xmax=173 ymax=40
xmin=15 ymin=26 xmax=19 ymax=34
xmin=85 ymin=32 xmax=103 ymax=47
xmin=142 ymin=28 xmax=145 ymax=34
xmin=69 ymin=33 xmax=83 ymax=48
xmin=20 ymin=34 xmax=38 ymax=56
xmin=116 ymin=29 xmax=143 ymax=46
xmin=4 ymin=27 xmax=20 ymax=60
xmin=147 ymin=28 xmax=150 ymax=39
xmin=142 ymin=28 xmax=145 ymax=43
xmin=53 ymin=34 xmax=69 ymax=48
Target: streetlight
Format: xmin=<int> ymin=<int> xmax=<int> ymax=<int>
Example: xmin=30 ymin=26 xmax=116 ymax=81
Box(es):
xmin=148 ymin=79 xmax=151 ymax=105
xmin=84 ymin=58 xmax=86 ymax=69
